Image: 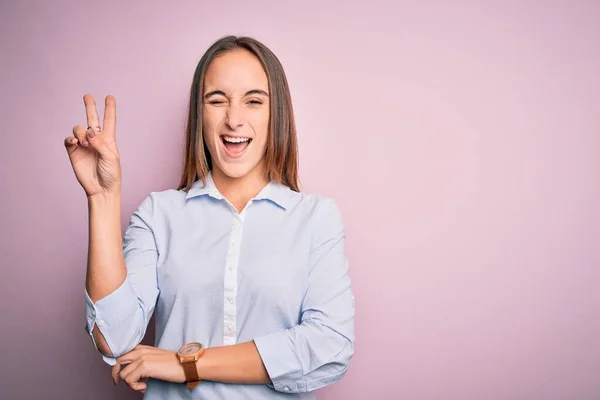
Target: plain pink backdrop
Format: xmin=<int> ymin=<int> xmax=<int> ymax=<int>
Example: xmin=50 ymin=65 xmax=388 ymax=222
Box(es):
xmin=1 ymin=1 xmax=599 ymax=399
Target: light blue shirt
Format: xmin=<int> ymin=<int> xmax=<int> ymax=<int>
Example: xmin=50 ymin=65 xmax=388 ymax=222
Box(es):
xmin=84 ymin=172 xmax=355 ymax=399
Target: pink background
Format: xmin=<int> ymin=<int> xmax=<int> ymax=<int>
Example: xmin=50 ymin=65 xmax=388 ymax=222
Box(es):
xmin=1 ymin=1 xmax=599 ymax=398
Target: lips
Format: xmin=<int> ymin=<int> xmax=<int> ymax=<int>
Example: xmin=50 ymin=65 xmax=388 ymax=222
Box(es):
xmin=221 ymin=135 xmax=252 ymax=158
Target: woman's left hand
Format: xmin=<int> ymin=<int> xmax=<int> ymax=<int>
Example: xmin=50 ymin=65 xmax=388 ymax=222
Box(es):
xmin=111 ymin=345 xmax=186 ymax=393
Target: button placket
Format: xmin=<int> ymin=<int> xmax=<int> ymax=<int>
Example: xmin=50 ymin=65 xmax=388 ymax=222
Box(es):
xmin=222 ymin=212 xmax=245 ymax=346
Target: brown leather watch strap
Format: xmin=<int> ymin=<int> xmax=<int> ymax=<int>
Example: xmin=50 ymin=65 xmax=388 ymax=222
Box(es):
xmin=182 ymin=361 xmax=200 ymax=389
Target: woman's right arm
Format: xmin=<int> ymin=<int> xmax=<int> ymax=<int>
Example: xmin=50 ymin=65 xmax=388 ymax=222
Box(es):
xmin=66 ymin=94 xmax=158 ymax=363
xmin=85 ymin=190 xmax=159 ymax=362
xmin=86 ymin=192 xmax=126 ymax=356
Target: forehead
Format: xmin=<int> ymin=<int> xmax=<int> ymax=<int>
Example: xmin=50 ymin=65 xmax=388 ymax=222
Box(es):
xmin=204 ymin=49 xmax=268 ymax=94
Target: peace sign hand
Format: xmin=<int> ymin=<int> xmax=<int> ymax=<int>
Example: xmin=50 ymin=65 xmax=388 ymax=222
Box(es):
xmin=65 ymin=94 xmax=122 ymax=198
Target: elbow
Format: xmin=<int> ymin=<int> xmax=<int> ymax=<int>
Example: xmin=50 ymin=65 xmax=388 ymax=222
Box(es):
xmin=321 ymin=321 xmax=355 ymax=376
xmin=96 ymin=343 xmax=113 ymax=358
xmin=87 ymin=305 xmax=150 ymax=360
xmin=308 ymin=339 xmax=354 ymax=391
xmin=90 ymin=321 xmax=140 ymax=359
xmin=91 ymin=324 xmax=114 ymax=357
xmin=285 ymin=338 xmax=353 ymax=394
xmin=295 ymin=318 xmax=354 ymax=392
xmin=84 ymin=280 xmax=155 ymax=362
xmin=91 ymin=324 xmax=144 ymax=360
xmin=340 ymin=338 xmax=355 ymax=371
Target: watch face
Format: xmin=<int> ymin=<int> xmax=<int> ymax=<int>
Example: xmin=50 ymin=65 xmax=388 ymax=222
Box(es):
xmin=180 ymin=342 xmax=203 ymax=355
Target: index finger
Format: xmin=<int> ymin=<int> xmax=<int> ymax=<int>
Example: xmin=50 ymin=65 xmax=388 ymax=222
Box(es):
xmin=103 ymin=95 xmax=117 ymax=139
xmin=83 ymin=94 xmax=100 ymax=130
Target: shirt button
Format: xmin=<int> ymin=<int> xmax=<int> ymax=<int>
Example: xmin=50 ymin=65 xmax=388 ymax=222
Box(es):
xmin=228 ymin=264 xmax=233 ymax=271
xmin=283 ymin=386 xmax=290 ymax=392
xmin=226 ymin=296 xmax=233 ymax=303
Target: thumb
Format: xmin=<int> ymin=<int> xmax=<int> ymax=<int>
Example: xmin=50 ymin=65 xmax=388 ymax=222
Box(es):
xmin=85 ymin=127 xmax=115 ymax=159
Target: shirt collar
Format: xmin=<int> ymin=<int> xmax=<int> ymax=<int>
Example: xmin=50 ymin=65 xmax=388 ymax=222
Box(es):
xmin=185 ymin=171 xmax=223 ymax=200
xmin=185 ymin=171 xmax=292 ymax=210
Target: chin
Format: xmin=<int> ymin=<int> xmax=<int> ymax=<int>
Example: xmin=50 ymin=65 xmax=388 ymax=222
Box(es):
xmin=215 ymin=162 xmax=257 ymax=180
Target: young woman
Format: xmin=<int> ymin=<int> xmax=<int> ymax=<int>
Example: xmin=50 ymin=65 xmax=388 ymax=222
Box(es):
xmin=64 ymin=36 xmax=355 ymax=399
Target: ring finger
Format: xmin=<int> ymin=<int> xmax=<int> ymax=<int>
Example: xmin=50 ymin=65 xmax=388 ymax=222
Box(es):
xmin=73 ymin=125 xmax=89 ymax=146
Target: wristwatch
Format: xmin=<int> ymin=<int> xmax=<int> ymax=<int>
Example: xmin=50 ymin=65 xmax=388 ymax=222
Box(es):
xmin=177 ymin=342 xmax=205 ymax=389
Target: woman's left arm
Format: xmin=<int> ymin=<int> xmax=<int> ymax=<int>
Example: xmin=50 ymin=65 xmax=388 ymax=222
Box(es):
xmin=113 ymin=199 xmax=354 ymax=393
xmin=253 ymin=199 xmax=355 ymax=392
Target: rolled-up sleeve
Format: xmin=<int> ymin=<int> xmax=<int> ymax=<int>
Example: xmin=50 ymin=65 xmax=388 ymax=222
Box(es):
xmin=254 ymin=199 xmax=355 ymax=393
xmin=84 ymin=194 xmax=160 ymax=365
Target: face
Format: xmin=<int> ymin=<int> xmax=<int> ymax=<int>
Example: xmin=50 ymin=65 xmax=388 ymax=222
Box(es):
xmin=202 ymin=49 xmax=270 ymax=180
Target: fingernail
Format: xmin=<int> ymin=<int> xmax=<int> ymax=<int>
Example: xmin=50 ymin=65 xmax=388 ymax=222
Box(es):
xmin=87 ymin=127 xmax=96 ymax=139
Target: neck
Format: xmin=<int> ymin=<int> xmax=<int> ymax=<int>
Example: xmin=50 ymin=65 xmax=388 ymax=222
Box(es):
xmin=211 ymin=164 xmax=269 ymax=213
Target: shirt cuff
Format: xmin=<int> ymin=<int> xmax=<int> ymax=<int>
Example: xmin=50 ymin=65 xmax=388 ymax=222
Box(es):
xmin=254 ymin=330 xmax=306 ymax=393
xmin=84 ymin=279 xmax=139 ymax=364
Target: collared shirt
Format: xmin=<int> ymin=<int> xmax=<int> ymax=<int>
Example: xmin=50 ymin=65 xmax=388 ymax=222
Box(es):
xmin=84 ymin=172 xmax=355 ymax=399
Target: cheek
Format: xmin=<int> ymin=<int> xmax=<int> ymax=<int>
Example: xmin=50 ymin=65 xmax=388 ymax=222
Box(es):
xmin=203 ymin=133 xmax=216 ymax=154
xmin=249 ymin=110 xmax=270 ymax=138
xmin=202 ymin=109 xmax=216 ymax=131
xmin=202 ymin=110 xmax=221 ymax=147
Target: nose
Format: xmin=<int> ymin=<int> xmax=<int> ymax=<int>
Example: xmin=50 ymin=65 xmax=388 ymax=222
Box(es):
xmin=225 ymin=104 xmax=244 ymax=130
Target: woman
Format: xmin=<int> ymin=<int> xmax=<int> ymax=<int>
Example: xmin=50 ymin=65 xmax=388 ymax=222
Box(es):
xmin=64 ymin=35 xmax=354 ymax=399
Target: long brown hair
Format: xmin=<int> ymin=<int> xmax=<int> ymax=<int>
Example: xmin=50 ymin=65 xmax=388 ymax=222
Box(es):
xmin=177 ymin=35 xmax=300 ymax=192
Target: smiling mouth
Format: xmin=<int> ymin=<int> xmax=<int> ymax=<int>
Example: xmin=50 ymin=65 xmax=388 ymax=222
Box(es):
xmin=221 ymin=135 xmax=252 ymax=157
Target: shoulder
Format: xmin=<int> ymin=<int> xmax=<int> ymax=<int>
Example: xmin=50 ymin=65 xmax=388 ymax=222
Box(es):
xmin=131 ymin=187 xmax=191 ymax=219
xmin=291 ymin=193 xmax=346 ymax=259
xmin=290 ymin=191 xmax=345 ymax=232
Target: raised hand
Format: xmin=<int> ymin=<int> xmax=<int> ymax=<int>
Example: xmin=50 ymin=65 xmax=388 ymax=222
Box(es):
xmin=65 ymin=94 xmax=122 ymax=198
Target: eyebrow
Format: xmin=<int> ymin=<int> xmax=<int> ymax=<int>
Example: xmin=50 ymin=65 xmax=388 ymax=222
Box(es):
xmin=204 ymin=89 xmax=269 ymax=99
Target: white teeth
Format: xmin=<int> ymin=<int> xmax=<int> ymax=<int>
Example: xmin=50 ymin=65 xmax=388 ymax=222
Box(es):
xmin=223 ymin=136 xmax=250 ymax=143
